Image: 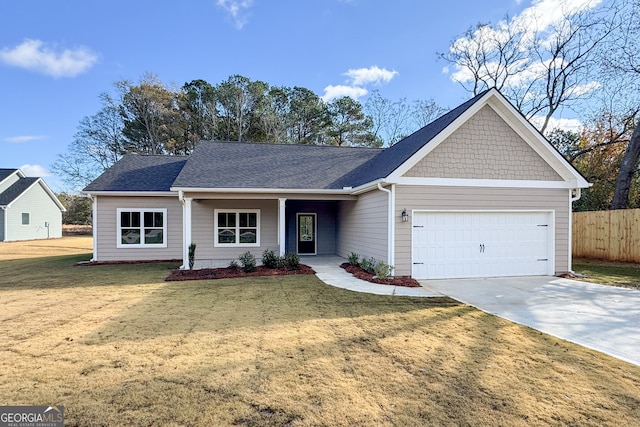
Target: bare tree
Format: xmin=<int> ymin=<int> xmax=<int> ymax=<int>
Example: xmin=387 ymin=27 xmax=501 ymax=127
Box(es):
xmin=365 ymin=91 xmax=445 ymax=146
xmin=52 ymin=93 xmax=125 ymax=190
xmin=607 ymin=0 xmax=640 ymax=209
xmin=440 ymin=2 xmax=616 ymax=133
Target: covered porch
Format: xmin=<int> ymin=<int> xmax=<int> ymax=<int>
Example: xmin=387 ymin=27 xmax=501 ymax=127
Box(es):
xmin=178 ymin=192 xmax=356 ymax=269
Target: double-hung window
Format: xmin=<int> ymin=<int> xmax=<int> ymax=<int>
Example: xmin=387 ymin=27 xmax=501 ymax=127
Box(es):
xmin=214 ymin=209 xmax=260 ymax=247
xmin=117 ymin=208 xmax=167 ymax=248
xmin=21 ymin=213 xmax=30 ymax=225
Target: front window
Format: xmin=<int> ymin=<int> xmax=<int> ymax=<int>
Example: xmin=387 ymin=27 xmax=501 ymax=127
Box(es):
xmin=215 ymin=210 xmax=260 ymax=247
xmin=21 ymin=212 xmax=30 ymax=225
xmin=117 ymin=208 xmax=167 ymax=248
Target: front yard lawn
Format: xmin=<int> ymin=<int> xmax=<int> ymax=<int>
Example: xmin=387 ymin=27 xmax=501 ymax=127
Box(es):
xmin=1 ymin=238 xmax=640 ymax=425
xmin=573 ymin=258 xmax=640 ymax=289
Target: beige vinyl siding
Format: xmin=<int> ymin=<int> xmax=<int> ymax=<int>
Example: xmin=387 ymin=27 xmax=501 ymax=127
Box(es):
xmin=394 ymin=186 xmax=570 ymax=276
xmin=336 ymin=189 xmax=388 ymax=262
xmin=191 ymin=199 xmax=278 ymax=267
xmin=4 ymin=184 xmax=62 ymax=241
xmin=0 ymin=173 xmax=20 ymax=194
xmin=403 ymin=105 xmax=563 ymax=181
xmin=95 ymin=196 xmax=182 ymax=261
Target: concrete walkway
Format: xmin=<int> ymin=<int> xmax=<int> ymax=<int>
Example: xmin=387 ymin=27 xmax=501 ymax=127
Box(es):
xmin=421 ymin=276 xmax=640 ymax=366
xmin=304 ymin=256 xmax=435 ymax=297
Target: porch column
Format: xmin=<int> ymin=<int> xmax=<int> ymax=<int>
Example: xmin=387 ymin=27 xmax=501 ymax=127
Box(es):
xmin=278 ymin=198 xmax=286 ymax=257
xmin=182 ymin=197 xmax=192 ymax=269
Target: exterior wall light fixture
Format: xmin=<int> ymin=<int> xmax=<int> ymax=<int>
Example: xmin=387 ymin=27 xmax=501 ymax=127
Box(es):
xmin=401 ymin=209 xmax=408 ymax=222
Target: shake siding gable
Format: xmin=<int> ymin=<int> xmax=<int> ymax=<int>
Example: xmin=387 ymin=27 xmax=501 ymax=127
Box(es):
xmin=96 ymin=197 xmax=183 ymax=261
xmin=394 ymin=186 xmax=570 ymax=277
xmin=336 ymin=189 xmax=388 ymax=262
xmin=403 ymin=105 xmax=563 ymax=181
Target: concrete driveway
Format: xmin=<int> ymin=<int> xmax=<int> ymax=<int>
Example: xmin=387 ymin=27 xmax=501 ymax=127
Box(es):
xmin=420 ymin=276 xmax=640 ymax=366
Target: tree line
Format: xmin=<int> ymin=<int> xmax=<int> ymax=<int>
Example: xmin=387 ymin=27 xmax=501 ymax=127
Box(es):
xmin=53 ymin=74 xmax=444 ymax=191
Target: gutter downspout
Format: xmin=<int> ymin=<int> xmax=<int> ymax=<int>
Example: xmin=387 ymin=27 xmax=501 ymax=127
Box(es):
xmin=568 ymin=188 xmax=582 ymax=273
xmin=377 ymin=182 xmax=395 ymax=268
xmin=87 ymin=194 xmax=97 ymax=261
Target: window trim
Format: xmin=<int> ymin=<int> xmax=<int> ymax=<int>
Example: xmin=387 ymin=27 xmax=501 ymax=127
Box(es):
xmin=214 ymin=209 xmax=260 ymax=247
xmin=116 ymin=208 xmax=167 ymax=248
xmin=21 ymin=212 xmax=30 ymax=225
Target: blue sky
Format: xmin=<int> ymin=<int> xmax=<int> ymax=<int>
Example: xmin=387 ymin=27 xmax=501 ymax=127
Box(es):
xmin=1 ymin=0 xmax=542 ymax=191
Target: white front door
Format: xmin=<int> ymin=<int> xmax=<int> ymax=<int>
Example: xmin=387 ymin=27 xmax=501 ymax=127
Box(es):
xmin=412 ymin=211 xmax=553 ymax=279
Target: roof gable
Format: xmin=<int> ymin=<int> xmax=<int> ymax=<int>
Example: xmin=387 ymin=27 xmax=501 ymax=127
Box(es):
xmin=403 ymin=104 xmax=563 ymax=181
xmin=0 ymin=176 xmax=66 ymax=211
xmin=386 ymin=88 xmax=589 ymax=188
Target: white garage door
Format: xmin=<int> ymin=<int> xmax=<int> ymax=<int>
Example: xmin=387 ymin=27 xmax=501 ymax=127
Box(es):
xmin=412 ymin=211 xmax=553 ymax=279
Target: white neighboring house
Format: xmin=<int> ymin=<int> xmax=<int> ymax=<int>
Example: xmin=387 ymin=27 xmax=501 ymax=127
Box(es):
xmin=0 ymin=168 xmax=66 ymax=242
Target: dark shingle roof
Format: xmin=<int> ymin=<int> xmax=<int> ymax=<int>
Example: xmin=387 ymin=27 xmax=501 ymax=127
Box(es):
xmin=83 ymin=155 xmax=188 ymax=192
xmin=0 ymin=177 xmax=38 ymax=205
xmin=0 ymin=168 xmax=18 ymax=182
xmin=172 ymin=142 xmax=382 ymax=190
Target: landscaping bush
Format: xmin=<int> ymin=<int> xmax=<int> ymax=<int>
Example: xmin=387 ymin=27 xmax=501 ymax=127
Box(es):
xmin=373 ymin=260 xmax=394 ymax=280
xmin=347 ymin=252 xmax=360 ymax=266
xmin=284 ymin=253 xmax=300 ymax=270
xmin=262 ymin=249 xmax=282 ymax=269
xmin=359 ymin=257 xmax=376 ymax=274
xmin=228 ymin=259 xmax=239 ymax=270
xmin=188 ymin=243 xmax=197 ymax=270
xmin=238 ymin=251 xmax=257 ymax=273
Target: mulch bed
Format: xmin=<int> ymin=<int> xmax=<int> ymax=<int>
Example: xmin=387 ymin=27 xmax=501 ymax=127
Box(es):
xmin=165 ymin=265 xmax=316 ymax=281
xmin=340 ymin=263 xmax=421 ymax=287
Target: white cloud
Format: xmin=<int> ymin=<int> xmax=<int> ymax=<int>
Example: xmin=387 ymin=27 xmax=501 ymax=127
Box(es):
xmin=19 ymin=164 xmax=51 ymax=177
xmin=0 ymin=39 xmax=98 ymax=78
xmin=3 ymin=135 xmax=46 ymax=143
xmin=345 ymin=66 xmax=398 ymax=86
xmin=322 ymin=85 xmax=368 ymax=101
xmin=216 ymin=0 xmax=253 ymax=29
xmin=531 ymin=116 xmax=583 ymax=133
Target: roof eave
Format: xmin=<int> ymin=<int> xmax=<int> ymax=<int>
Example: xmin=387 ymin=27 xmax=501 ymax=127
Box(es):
xmin=82 ymin=191 xmax=179 ymax=197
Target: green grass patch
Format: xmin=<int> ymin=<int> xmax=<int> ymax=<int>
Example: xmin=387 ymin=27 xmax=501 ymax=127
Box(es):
xmin=573 ymin=258 xmax=640 ymax=289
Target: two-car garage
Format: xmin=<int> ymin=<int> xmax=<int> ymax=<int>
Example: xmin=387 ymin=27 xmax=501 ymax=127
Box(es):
xmin=411 ymin=211 xmax=554 ymax=279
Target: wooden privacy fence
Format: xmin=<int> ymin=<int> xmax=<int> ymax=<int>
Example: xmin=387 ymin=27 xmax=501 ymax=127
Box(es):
xmin=572 ymin=209 xmax=640 ymax=262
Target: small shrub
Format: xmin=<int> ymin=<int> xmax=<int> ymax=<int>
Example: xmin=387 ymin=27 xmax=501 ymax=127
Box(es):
xmin=373 ymin=260 xmax=394 ymax=280
xmin=359 ymin=257 xmax=376 ymax=273
xmin=228 ymin=259 xmax=239 ymax=270
xmin=284 ymin=253 xmax=300 ymax=270
xmin=262 ymin=249 xmax=282 ymax=269
xmin=239 ymin=251 xmax=257 ymax=273
xmin=347 ymin=252 xmax=360 ymax=266
xmin=188 ymin=243 xmax=197 ymax=270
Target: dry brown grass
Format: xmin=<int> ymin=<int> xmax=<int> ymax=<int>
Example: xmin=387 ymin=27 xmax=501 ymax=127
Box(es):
xmin=0 ymin=236 xmax=92 ymax=260
xmin=1 ymin=238 xmax=640 ymax=426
